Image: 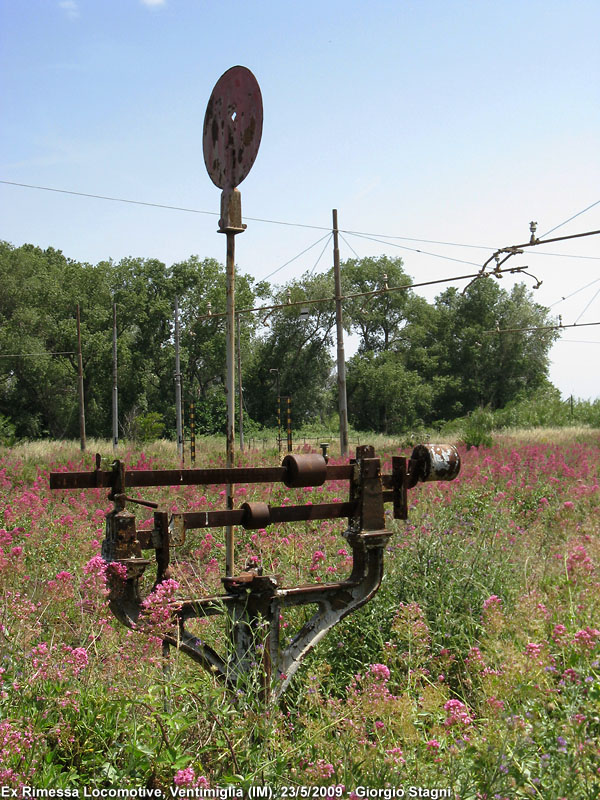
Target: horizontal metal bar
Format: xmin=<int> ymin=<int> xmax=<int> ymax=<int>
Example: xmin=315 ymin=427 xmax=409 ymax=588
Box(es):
xmin=49 ymin=463 xmax=354 ymax=491
xmin=181 ymin=500 xmax=357 ymax=530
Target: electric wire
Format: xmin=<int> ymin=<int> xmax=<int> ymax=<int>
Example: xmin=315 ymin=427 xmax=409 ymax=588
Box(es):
xmin=345 ymin=231 xmax=484 ymax=268
xmin=199 ymin=264 xmax=532 ymax=322
xmin=307 ymin=234 xmax=333 ymax=277
xmin=574 ymin=286 xmax=600 ymax=325
xmin=339 ymin=233 xmax=360 ymax=259
xmin=539 ymin=199 xmax=600 ymax=238
xmin=549 ymin=277 xmax=600 ymax=307
xmin=2 ymin=179 xmax=599 ymax=262
xmin=483 ymin=320 xmax=600 ymax=335
xmin=0 ymin=351 xmax=75 ymax=358
xmin=261 ymin=233 xmax=331 ymax=280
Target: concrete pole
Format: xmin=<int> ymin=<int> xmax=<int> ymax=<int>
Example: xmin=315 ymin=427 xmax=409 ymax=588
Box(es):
xmin=333 ymin=209 xmax=349 ymax=458
xmin=76 ymin=304 xmax=86 ymax=451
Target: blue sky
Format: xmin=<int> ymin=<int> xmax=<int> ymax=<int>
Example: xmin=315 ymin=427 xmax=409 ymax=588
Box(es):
xmin=1 ymin=0 xmax=599 ymax=399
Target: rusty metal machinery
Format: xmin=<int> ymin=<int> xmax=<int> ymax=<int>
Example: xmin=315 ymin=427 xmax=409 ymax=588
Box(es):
xmin=50 ymin=444 xmax=460 ymax=700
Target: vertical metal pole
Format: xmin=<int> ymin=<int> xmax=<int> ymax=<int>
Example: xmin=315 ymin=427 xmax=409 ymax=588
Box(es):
xmin=112 ymin=303 xmax=118 ymax=451
xmin=270 ymin=368 xmax=281 ymax=455
xmin=225 ymin=230 xmax=236 ymax=575
xmin=190 ymin=402 xmax=196 ymax=465
xmin=287 ymin=396 xmax=292 ymax=452
xmin=333 ymin=209 xmax=349 ymax=458
xmin=236 ymin=313 xmax=244 ymax=453
xmin=76 ymin=304 xmax=86 ymax=451
xmin=219 ymin=187 xmax=244 ymax=578
xmin=174 ymin=297 xmax=183 ymax=462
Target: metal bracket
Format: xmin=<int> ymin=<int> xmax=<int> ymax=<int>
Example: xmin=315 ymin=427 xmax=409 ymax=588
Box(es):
xmin=50 ymin=444 xmax=460 ymax=701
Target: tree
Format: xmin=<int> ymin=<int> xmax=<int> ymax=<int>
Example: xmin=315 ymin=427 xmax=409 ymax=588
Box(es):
xmin=340 ymin=255 xmax=427 ymax=352
xmin=0 ymin=242 xmax=114 ymax=438
xmin=346 ymin=350 xmax=431 ymax=434
xmin=243 ymin=272 xmax=336 ymax=427
xmin=170 ymin=256 xmax=267 ymax=434
xmin=421 ymin=277 xmax=559 ymax=419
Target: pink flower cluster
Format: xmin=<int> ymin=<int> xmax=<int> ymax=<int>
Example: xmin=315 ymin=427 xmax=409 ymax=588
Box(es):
xmin=443 ymin=699 xmax=474 ymax=727
xmin=173 ymin=767 xmax=210 ymax=788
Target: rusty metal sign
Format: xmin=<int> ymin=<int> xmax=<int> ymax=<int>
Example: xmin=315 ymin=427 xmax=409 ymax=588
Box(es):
xmin=203 ymin=66 xmax=263 ymax=190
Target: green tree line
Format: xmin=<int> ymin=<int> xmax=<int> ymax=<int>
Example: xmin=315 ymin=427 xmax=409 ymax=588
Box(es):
xmin=0 ymin=241 xmax=560 ymax=441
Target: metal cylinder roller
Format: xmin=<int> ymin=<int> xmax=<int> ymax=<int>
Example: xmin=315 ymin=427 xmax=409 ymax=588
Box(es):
xmin=241 ymin=501 xmax=271 ymax=530
xmin=408 ymin=444 xmax=461 ymax=487
xmin=282 ymin=453 xmax=328 ymax=488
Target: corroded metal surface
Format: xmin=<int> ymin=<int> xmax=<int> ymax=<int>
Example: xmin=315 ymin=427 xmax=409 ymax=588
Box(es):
xmin=50 ymin=443 xmax=460 ymax=702
xmin=408 ymin=443 xmax=461 ymax=488
xmin=202 ymin=66 xmax=263 ymax=190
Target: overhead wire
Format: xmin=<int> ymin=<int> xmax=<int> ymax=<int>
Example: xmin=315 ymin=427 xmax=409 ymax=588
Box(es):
xmin=307 ymin=234 xmax=333 ymax=277
xmin=539 ymin=199 xmax=600 ymax=238
xmin=549 ymin=277 xmax=600 ymax=307
xmin=261 ymin=233 xmax=331 ymax=280
xmin=339 ymin=233 xmax=361 ymax=259
xmin=197 ymin=264 xmax=534 ymax=322
xmin=483 ymin=320 xmax=600 ymax=335
xmin=345 ymin=231 xmax=484 ymax=268
xmin=0 ymin=351 xmax=75 ymax=358
xmin=2 ymin=179 xmax=599 ymax=265
xmin=574 ymin=286 xmax=600 ymax=325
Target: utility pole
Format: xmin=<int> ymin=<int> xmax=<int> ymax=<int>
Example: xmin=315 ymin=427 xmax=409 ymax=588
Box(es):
xmin=333 ymin=209 xmax=349 ymax=458
xmin=174 ymin=297 xmax=183 ymax=461
xmin=270 ymin=368 xmax=281 ymax=455
xmin=76 ymin=304 xmax=86 ymax=451
xmin=112 ymin=303 xmax=118 ymax=451
xmin=236 ymin=313 xmax=244 ymax=452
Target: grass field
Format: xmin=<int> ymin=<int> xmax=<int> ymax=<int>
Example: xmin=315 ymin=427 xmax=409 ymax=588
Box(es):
xmin=0 ymin=431 xmax=599 ymax=798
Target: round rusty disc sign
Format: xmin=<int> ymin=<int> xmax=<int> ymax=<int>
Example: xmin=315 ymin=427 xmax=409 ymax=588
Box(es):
xmin=203 ymin=66 xmax=263 ymax=190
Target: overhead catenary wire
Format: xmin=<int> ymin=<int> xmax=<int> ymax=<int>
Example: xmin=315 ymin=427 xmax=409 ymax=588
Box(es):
xmin=574 ymin=286 xmax=600 ymax=325
xmin=539 ymin=199 xmax=600 ymax=239
xmin=198 ymin=264 xmax=534 ymax=322
xmin=345 ymin=231 xmax=484 ymax=268
xmin=549 ymin=277 xmax=600 ymax=307
xmin=483 ymin=320 xmax=600 ymax=335
xmin=2 ymin=178 xmax=599 ymax=261
xmin=0 ymin=351 xmax=75 ymax=357
xmin=307 ymin=234 xmax=334 ymax=277
xmin=261 ymin=233 xmax=332 ymax=280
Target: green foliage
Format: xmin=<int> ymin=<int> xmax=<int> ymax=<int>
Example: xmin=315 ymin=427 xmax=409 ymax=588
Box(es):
xmin=0 ymin=412 xmax=16 ymax=445
xmin=346 ymin=350 xmax=431 ymax=434
xmin=462 ymin=406 xmax=495 ymax=449
xmin=0 ymin=242 xmax=568 ymax=441
xmin=243 ymin=271 xmax=335 ymax=426
xmin=130 ymin=412 xmax=165 ymax=442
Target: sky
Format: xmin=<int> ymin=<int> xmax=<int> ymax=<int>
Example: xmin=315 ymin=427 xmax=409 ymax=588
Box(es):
xmin=1 ymin=0 xmax=599 ymax=400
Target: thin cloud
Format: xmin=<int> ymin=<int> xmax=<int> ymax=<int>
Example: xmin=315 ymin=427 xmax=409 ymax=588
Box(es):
xmin=140 ymin=0 xmax=167 ymax=6
xmin=58 ymin=1 xmax=80 ymax=19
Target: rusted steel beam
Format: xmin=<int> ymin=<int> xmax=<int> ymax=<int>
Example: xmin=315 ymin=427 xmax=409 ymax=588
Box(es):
xmin=49 ymin=442 xmax=462 ymax=703
xmin=49 ymin=461 xmax=354 ymax=491
xmin=175 ymin=500 xmax=357 ymax=532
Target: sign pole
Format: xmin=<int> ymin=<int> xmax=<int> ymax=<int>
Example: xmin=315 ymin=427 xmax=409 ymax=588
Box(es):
xmin=203 ymin=66 xmax=263 ymax=577
xmin=333 ymin=210 xmax=349 ymax=458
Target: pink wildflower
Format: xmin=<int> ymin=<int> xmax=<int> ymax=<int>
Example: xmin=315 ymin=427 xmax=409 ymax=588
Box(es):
xmin=482 ymin=594 xmax=502 ymax=611
xmin=369 ymin=663 xmax=391 ymax=681
xmin=443 ymin=699 xmax=473 ymax=727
